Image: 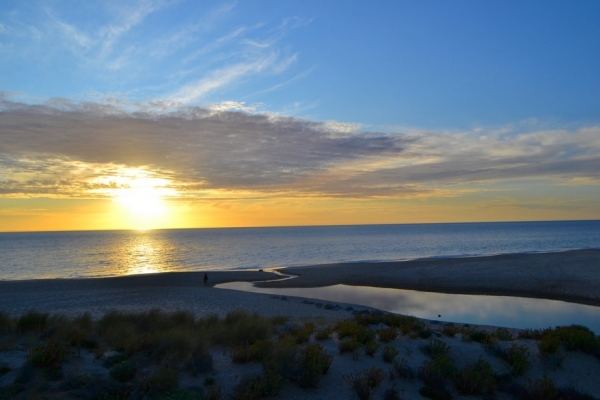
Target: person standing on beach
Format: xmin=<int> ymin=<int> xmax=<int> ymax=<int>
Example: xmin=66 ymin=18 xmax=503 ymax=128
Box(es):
xmin=204 ymin=273 xmax=208 ymax=286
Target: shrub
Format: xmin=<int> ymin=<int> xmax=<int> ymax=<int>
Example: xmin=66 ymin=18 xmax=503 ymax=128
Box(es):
xmin=269 ymin=316 xmax=289 ymax=325
xmin=363 ymin=366 xmax=385 ymax=388
xmin=109 ymin=361 xmax=136 ymax=382
xmin=139 ymin=368 xmax=179 ymax=397
xmin=231 ymin=340 xmax=272 ymax=364
xmin=103 ymin=353 xmax=129 ymax=368
xmin=149 ymin=328 xmax=195 ymax=366
xmin=383 ymin=345 xmax=400 ymax=363
xmin=84 ymin=377 xmax=132 ymax=400
xmin=315 ymin=326 xmax=333 ymax=341
xmin=378 ymin=327 xmax=398 ymax=342
xmin=392 ymin=357 xmax=415 ymax=380
xmin=518 ymin=328 xmax=543 ymax=340
xmin=382 ymin=314 xmax=425 ymax=335
xmin=335 ymin=319 xmax=376 ymax=344
xmin=420 ymin=339 xmax=450 ymax=358
xmin=452 ymin=357 xmax=496 ymax=395
xmin=364 ymin=340 xmax=380 ymax=357
xmin=232 ymin=372 xmax=283 ymax=400
xmin=263 ymin=338 xmax=298 ymax=381
xmin=419 ymin=385 xmax=453 ymax=400
xmin=17 ymin=311 xmax=50 ymax=333
xmin=526 ymin=375 xmax=559 ymax=400
xmin=205 ymin=384 xmax=224 ymax=400
xmin=28 ymin=341 xmax=69 ymax=368
xmin=494 ymin=328 xmax=514 ymax=341
xmin=383 ymin=387 xmax=403 ymax=400
xmin=441 ymin=325 xmax=457 ymax=337
xmin=0 ymin=364 xmax=10 ymax=375
xmin=344 ymin=371 xmax=371 ymax=400
xmin=417 ymin=329 xmax=432 ymax=339
xmin=197 ymin=313 xmax=220 ymax=328
xmin=553 ymin=325 xmax=598 ymax=354
xmin=538 ymin=334 xmax=561 ymax=354
xmin=295 ymin=322 xmax=315 ymax=344
xmin=297 ymin=343 xmax=333 ymax=388
xmin=462 ymin=328 xmax=492 ymax=344
xmin=418 ymin=355 xmax=454 ymax=391
xmin=187 ymin=348 xmax=213 ymax=375
xmin=494 ymin=343 xmax=530 ymax=376
xmin=339 ymin=338 xmax=362 ymax=354
xmin=344 ymin=367 xmax=385 ymax=400
xmin=0 ymin=311 xmax=14 ymax=334
xmin=219 ymin=310 xmax=273 ymax=346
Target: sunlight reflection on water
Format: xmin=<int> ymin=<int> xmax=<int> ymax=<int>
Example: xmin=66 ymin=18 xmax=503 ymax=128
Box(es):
xmin=216 ymin=282 xmax=600 ymax=333
xmin=99 ymin=232 xmax=177 ymax=277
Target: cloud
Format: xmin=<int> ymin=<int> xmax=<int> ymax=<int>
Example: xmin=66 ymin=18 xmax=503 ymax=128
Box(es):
xmin=169 ymin=53 xmax=286 ymax=104
xmin=1 ymin=97 xmax=599 ymax=201
xmin=0 ymin=97 xmax=405 ymax=198
xmin=1 ymin=2 xmax=310 ymax=106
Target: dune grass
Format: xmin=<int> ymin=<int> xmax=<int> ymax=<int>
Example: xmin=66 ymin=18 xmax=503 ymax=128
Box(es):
xmin=1 ymin=309 xmax=599 ymax=400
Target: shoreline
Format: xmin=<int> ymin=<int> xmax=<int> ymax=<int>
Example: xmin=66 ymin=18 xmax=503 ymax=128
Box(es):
xmin=1 ymin=249 xmax=599 ymax=317
xmin=258 ymin=249 xmax=600 ymax=307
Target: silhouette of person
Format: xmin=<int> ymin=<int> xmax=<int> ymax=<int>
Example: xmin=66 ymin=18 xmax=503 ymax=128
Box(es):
xmin=203 ymin=273 xmax=208 ymax=286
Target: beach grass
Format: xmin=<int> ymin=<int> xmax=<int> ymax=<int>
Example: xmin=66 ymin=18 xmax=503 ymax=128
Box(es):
xmin=1 ymin=308 xmax=600 ymax=399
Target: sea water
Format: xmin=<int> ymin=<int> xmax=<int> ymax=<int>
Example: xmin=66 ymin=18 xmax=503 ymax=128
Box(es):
xmin=1 ymin=220 xmax=599 ymax=281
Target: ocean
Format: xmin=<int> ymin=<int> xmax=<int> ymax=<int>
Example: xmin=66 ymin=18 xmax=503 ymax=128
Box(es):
xmin=1 ymin=220 xmax=599 ymax=281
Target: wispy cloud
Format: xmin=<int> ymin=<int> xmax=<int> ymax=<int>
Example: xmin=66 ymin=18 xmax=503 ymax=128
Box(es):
xmin=1 ymin=2 xmax=309 ymax=104
xmin=1 ymin=97 xmax=599 ymax=201
xmin=169 ymin=52 xmax=296 ymax=104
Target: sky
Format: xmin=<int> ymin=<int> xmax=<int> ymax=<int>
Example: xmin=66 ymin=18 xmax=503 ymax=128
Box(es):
xmin=1 ymin=0 xmax=599 ymax=231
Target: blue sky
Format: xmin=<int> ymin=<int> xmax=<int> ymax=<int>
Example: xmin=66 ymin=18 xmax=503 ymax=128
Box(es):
xmin=1 ymin=1 xmax=599 ymax=230
xmin=2 ymin=0 xmax=599 ymax=129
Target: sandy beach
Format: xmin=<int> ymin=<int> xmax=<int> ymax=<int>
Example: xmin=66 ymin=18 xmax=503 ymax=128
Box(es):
xmin=2 ymin=249 xmax=599 ymax=319
xmin=262 ymin=249 xmax=600 ymax=307
xmin=2 ymin=250 xmax=600 ymax=399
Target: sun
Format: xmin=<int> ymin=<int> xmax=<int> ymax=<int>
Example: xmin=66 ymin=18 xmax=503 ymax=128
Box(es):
xmin=105 ymin=168 xmax=174 ymax=230
xmin=115 ymin=186 xmax=166 ymax=229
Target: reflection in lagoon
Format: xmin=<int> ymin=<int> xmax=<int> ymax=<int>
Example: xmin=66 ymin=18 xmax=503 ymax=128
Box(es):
xmin=216 ymin=282 xmax=600 ymax=333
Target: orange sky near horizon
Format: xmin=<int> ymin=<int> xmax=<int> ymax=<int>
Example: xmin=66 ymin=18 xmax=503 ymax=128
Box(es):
xmin=1 ymin=186 xmax=598 ymax=232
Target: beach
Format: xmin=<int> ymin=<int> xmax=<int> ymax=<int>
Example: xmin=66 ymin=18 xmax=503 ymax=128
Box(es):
xmin=2 ymin=249 xmax=600 ymax=318
xmin=263 ymin=249 xmax=600 ymax=307
xmin=2 ymin=250 xmax=600 ymax=398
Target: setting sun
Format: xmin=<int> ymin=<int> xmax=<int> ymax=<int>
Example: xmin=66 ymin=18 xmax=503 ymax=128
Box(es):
xmin=115 ymin=186 xmax=166 ymax=229
xmin=103 ymin=169 xmax=176 ymax=230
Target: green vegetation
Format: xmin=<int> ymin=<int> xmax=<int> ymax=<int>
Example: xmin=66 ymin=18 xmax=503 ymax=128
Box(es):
xmin=420 ymin=338 xmax=450 ymax=358
xmin=452 ymin=357 xmax=496 ymax=395
xmin=344 ymin=366 xmax=386 ymax=400
xmin=109 ymin=361 xmax=136 ymax=382
xmin=492 ymin=343 xmax=530 ymax=376
xmin=364 ymin=340 xmax=380 ymax=357
xmin=339 ymin=338 xmax=362 ymax=354
xmin=335 ymin=319 xmax=376 ymax=344
xmin=314 ymin=325 xmax=333 ymax=341
xmin=382 ymin=345 xmax=400 ymax=363
xmin=377 ymin=326 xmax=397 ymax=342
xmin=391 ymin=357 xmax=415 ymax=380
xmin=296 ymin=343 xmax=333 ymax=388
xmin=1 ymin=309 xmax=598 ymax=400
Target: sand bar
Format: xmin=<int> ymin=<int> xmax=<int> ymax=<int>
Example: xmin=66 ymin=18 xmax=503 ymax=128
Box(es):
xmin=259 ymin=249 xmax=600 ymax=307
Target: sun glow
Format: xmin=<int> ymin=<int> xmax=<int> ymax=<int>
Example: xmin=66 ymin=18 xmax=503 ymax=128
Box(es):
xmin=115 ymin=186 xmax=167 ymax=230
xmin=102 ymin=168 xmax=176 ymax=230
